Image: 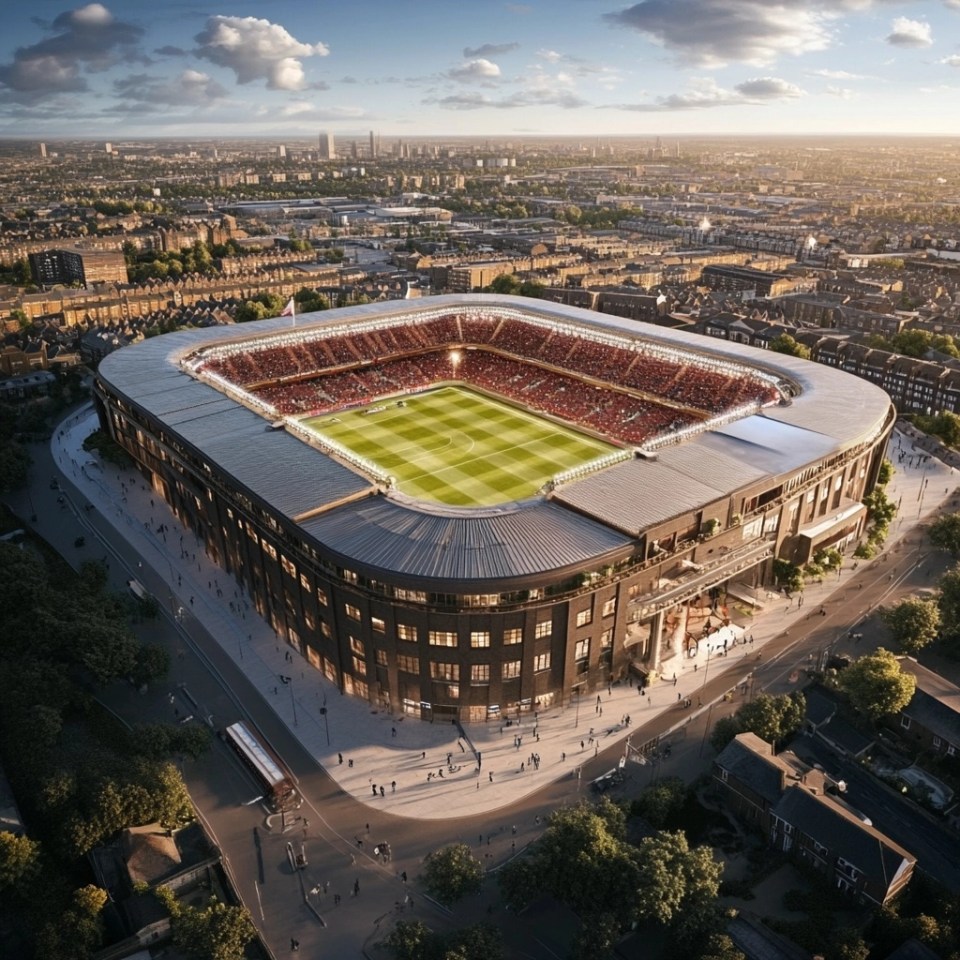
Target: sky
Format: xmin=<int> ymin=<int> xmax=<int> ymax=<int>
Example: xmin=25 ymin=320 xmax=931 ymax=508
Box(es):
xmin=1 ymin=0 xmax=960 ymax=140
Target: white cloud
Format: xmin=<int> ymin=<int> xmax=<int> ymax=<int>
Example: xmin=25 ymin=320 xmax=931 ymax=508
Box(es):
xmin=463 ymin=42 xmax=519 ymax=58
xmin=538 ymin=49 xmax=563 ymax=63
xmin=603 ymin=0 xmax=834 ymax=67
xmin=612 ymin=75 xmax=804 ymax=111
xmin=112 ymin=68 xmax=227 ymax=106
xmin=885 ymin=17 xmax=933 ymax=48
xmin=938 ymin=55 xmax=960 ymax=67
xmin=448 ymin=58 xmax=501 ymax=82
xmin=810 ymin=68 xmax=864 ymax=79
xmin=194 ymin=16 xmax=329 ymax=90
xmin=278 ymin=101 xmax=366 ymax=119
xmin=826 ymin=85 xmax=855 ymax=98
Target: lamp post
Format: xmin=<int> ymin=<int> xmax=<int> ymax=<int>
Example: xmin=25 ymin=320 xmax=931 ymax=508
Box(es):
xmin=319 ymin=691 xmax=330 ymax=746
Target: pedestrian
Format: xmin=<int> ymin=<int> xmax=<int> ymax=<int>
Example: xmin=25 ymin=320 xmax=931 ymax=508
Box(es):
xmin=391 ymin=726 xmax=396 ymax=737
xmin=339 ymin=752 xmax=343 ymax=764
xmin=380 ymin=785 xmax=385 ymax=797
xmin=421 ymin=751 xmax=426 ymax=759
xmin=520 ymin=762 xmax=525 ymax=772
xmin=401 ymin=871 xmax=407 ymax=882
xmin=489 ymin=772 xmax=493 ymax=782
xmin=512 ymin=824 xmax=517 ymax=835
xmin=353 ymin=879 xmax=360 ymax=897
xmin=391 ymin=780 xmax=396 ymax=792
xmin=372 ymin=785 xmax=377 ymax=797
xmin=580 ymin=740 xmax=585 ymax=750
xmin=334 ymin=893 xmax=341 ymax=906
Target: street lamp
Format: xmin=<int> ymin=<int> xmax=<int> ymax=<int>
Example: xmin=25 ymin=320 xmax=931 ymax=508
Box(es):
xmin=319 ymin=691 xmax=330 ymax=746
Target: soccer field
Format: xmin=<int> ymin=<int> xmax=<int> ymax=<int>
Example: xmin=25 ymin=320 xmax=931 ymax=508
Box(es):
xmin=300 ymin=385 xmax=618 ymax=507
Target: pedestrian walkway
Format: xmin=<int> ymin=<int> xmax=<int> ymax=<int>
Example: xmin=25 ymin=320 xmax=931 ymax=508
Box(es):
xmin=51 ymin=411 xmax=957 ymax=820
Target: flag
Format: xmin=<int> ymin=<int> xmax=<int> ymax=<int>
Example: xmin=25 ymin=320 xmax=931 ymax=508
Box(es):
xmin=280 ymin=297 xmax=296 ymax=318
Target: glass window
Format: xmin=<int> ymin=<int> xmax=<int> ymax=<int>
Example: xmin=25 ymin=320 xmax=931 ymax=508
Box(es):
xmin=429 ymin=630 xmax=458 ymax=647
xmin=352 ymin=656 xmax=367 ymax=677
xmin=600 ymin=629 xmax=613 ymax=649
xmin=502 ymin=660 xmax=521 ymax=680
xmin=503 ymin=627 xmax=523 ymax=645
xmin=371 ymin=616 xmax=385 ymax=633
xmin=575 ymin=639 xmax=590 ymax=661
xmin=602 ymin=598 xmax=616 ymax=618
xmin=470 ymin=631 xmax=491 ymax=648
xmin=397 ymin=654 xmax=419 ymax=674
xmin=349 ymin=636 xmax=365 ymax=655
xmin=317 ymin=587 xmax=329 ymax=607
xmin=344 ymin=603 xmax=362 ymax=621
xmin=430 ymin=662 xmax=459 ymax=681
xmin=375 ymin=649 xmax=388 ymax=667
xmin=471 ymin=664 xmax=490 ymax=684
xmin=534 ymin=620 xmax=552 ymax=639
xmin=534 ymin=652 xmax=551 ymax=672
xmin=576 ymin=608 xmax=592 ymax=628
xmin=397 ymin=623 xmax=417 ymax=642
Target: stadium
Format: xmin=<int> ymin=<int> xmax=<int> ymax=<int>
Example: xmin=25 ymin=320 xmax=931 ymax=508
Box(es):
xmin=94 ymin=294 xmax=895 ymax=722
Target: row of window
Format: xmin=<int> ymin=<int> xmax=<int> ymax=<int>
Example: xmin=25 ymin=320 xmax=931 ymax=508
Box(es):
xmin=372 ymin=653 xmax=553 ymax=683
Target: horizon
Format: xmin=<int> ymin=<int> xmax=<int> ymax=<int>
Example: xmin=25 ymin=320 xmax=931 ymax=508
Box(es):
xmin=2 ymin=2 xmax=960 ymax=139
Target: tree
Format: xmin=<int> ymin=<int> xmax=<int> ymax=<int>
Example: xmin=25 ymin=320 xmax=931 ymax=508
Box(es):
xmin=170 ymin=895 xmax=257 ymax=960
xmin=0 ymin=440 xmax=31 ymax=493
xmin=937 ymin=563 xmax=960 ymax=656
xmin=839 ymin=648 xmax=916 ymax=721
xmin=769 ymin=334 xmax=810 ymax=360
xmin=928 ymin=513 xmax=960 ymax=556
xmin=0 ymin=830 xmax=40 ymax=890
xmin=385 ymin=920 xmax=432 ymax=960
xmin=881 ymin=598 xmax=941 ymax=653
xmin=631 ymin=777 xmax=687 ymax=828
xmin=736 ymin=692 xmax=806 ymax=747
xmin=486 ymin=273 xmax=520 ymax=294
xmin=570 ymin=911 xmax=620 ymax=960
xmin=709 ymin=716 xmax=743 ymax=754
xmin=877 ymin=458 xmax=895 ymax=486
xmin=635 ymin=830 xmax=723 ymax=925
xmin=772 ymin=559 xmax=804 ymax=594
xmin=421 ymin=843 xmax=482 ymax=906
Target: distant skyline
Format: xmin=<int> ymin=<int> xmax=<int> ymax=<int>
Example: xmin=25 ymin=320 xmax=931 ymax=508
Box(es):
xmin=2 ymin=1 xmax=960 ymax=140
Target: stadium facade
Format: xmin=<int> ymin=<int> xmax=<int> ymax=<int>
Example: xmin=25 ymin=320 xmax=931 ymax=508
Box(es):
xmin=94 ymin=295 xmax=895 ymax=722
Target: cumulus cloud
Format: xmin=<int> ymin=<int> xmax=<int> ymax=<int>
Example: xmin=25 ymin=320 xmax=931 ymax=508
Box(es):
xmin=0 ymin=3 xmax=142 ymax=99
xmin=885 ymin=17 xmax=932 ymax=47
xmin=612 ymin=75 xmax=804 ymax=111
xmin=447 ymin=58 xmax=501 ymax=82
xmin=826 ymin=85 xmax=855 ymax=98
xmin=938 ymin=54 xmax=960 ymax=66
xmin=463 ymin=42 xmax=519 ymax=58
xmin=603 ymin=0 xmax=833 ymax=67
xmin=112 ymin=68 xmax=227 ymax=105
xmin=538 ymin=49 xmax=563 ymax=62
xmin=194 ymin=15 xmax=329 ymax=90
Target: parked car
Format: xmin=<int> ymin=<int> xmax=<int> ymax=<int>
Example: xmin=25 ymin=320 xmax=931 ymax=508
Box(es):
xmin=591 ymin=768 xmax=624 ymax=793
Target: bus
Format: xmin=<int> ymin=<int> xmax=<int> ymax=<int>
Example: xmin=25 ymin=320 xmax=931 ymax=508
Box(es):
xmin=223 ymin=721 xmax=296 ymax=810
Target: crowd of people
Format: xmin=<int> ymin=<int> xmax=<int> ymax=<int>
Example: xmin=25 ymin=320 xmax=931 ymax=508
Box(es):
xmin=195 ymin=310 xmax=779 ymax=442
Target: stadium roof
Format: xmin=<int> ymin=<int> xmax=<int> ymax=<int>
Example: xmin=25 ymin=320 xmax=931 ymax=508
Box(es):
xmin=97 ymin=294 xmax=893 ymax=586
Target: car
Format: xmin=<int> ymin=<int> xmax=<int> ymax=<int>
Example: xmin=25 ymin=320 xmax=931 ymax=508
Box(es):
xmin=591 ymin=769 xmax=624 ymax=793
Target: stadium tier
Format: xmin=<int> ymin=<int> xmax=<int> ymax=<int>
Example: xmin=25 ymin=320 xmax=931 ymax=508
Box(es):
xmin=94 ymin=295 xmax=894 ymax=722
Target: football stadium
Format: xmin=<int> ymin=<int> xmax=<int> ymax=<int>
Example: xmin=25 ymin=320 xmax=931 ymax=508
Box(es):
xmin=94 ymin=294 xmax=895 ymax=722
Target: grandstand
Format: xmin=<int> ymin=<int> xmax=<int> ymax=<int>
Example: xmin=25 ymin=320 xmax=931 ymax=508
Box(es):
xmin=95 ymin=295 xmax=894 ymax=722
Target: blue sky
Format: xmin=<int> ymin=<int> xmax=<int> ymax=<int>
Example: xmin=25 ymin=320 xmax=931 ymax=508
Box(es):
xmin=2 ymin=1 xmax=960 ymax=139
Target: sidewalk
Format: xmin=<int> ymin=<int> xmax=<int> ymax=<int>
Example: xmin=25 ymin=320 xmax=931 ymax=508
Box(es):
xmin=51 ymin=411 xmax=956 ymax=820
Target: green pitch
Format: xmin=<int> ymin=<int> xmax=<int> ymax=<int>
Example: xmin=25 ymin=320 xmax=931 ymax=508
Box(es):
xmin=300 ymin=385 xmax=618 ymax=507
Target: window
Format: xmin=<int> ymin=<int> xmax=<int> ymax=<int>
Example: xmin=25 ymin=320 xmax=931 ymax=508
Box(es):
xmin=502 ymin=660 xmax=521 ymax=680
xmin=375 ymin=649 xmax=388 ymax=667
xmin=471 ymin=664 xmax=490 ymax=685
xmin=503 ymin=627 xmax=523 ymax=645
xmin=575 ymin=638 xmax=590 ymax=661
xmin=534 ymin=619 xmax=552 ymax=639
xmin=317 ymin=587 xmax=329 ymax=607
xmin=304 ymin=610 xmax=315 ymax=630
xmin=430 ymin=662 xmax=459 ymax=682
xmin=602 ymin=598 xmax=616 ymax=618
xmin=576 ymin=608 xmax=592 ymax=628
xmin=281 ymin=555 xmax=296 ymax=578
xmin=349 ymin=636 xmax=365 ymax=655
xmin=534 ymin=652 xmax=551 ymax=672
xmin=300 ymin=573 xmax=311 ymax=591
xmin=600 ymin=629 xmax=613 ymax=649
xmin=429 ymin=630 xmax=458 ymax=648
xmin=351 ymin=655 xmax=367 ymax=677
xmin=900 ymin=715 xmax=911 ymax=730
xmin=345 ymin=603 xmax=362 ymax=621
xmin=262 ymin=542 xmax=277 ymax=561
xmin=397 ymin=623 xmax=417 ymax=642
xmin=470 ymin=631 xmax=491 ymax=648
xmin=397 ymin=654 xmax=419 ymax=674
xmin=342 ymin=569 xmax=358 ymax=584
xmin=719 ymin=768 xmax=728 ymax=783
xmin=371 ymin=616 xmax=385 ymax=633
xmin=320 ymin=620 xmax=332 ymax=638
xmin=933 ymin=735 xmax=942 ymax=749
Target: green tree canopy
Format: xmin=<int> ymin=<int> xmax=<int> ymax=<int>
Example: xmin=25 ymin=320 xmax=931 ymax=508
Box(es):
xmin=769 ymin=334 xmax=810 ymax=359
xmin=709 ymin=693 xmax=805 ymax=752
xmin=169 ymin=894 xmax=257 ymax=960
xmin=635 ymin=830 xmax=723 ymax=925
xmin=881 ymin=597 xmax=941 ymax=653
xmin=928 ymin=513 xmax=960 ymax=555
xmin=630 ymin=777 xmax=688 ymax=829
xmin=839 ymin=648 xmax=916 ymax=721
xmin=421 ymin=843 xmax=483 ymax=906
xmin=0 ymin=830 xmax=41 ymax=891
